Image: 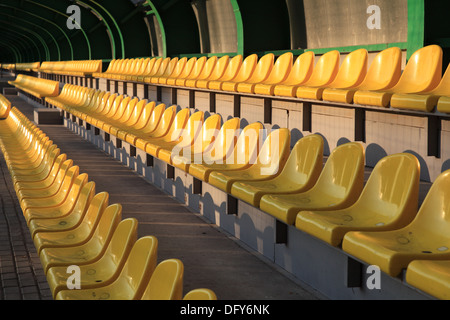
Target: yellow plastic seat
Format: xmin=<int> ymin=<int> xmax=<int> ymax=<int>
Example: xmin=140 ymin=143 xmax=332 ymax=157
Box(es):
xmin=343 ymin=169 xmax=450 ymax=277
xmin=275 ymin=51 xmax=339 ymax=98
xmin=185 ymin=56 xmax=224 ymax=88
xmin=391 ymin=62 xmax=450 ymax=112
xmin=104 ymin=98 xmax=140 ymax=136
xmin=32 ymin=191 xmax=112 ymax=254
xmin=296 ymin=153 xmax=420 ymax=247
xmin=188 ymin=122 xmax=263 ymax=182
xmin=175 ymin=56 xmax=208 ymax=87
xmin=178 ymin=117 xmax=240 ymax=174
xmin=236 ymin=53 xmax=276 ymax=94
xmin=157 ymin=57 xmax=188 ymax=85
xmin=353 ymin=45 xmax=443 ymax=108
xmin=156 ymin=111 xmax=205 ymax=164
xmin=11 ymin=148 xmax=61 ymax=184
xmin=406 ymin=260 xmax=450 ymax=300
xmin=230 ymin=134 xmax=323 ymax=207
xmin=55 ymin=235 xmax=158 ymax=300
xmin=195 ymin=55 xmax=241 ymax=89
xmin=253 ymin=52 xmax=294 ymax=95
xmin=140 ymin=259 xmax=184 ymax=300
xmin=208 ymin=128 xmax=291 ymax=193
xmin=46 ymin=218 xmax=138 ymax=298
xmin=259 ymin=142 xmax=365 ymax=225
xmin=39 ymin=203 xmax=122 ymax=274
xmin=183 ymin=288 xmax=217 ymax=300
xmin=217 ymin=54 xmax=258 ymax=92
xmin=144 ymin=57 xmax=173 ymax=83
xmin=0 ymin=94 xmax=11 ymax=119
xmin=205 ymin=55 xmax=243 ymax=90
xmin=133 ymin=105 xmax=178 ymax=150
xmin=272 ymin=51 xmax=315 ymax=97
xmin=297 ymin=49 xmax=367 ymax=100
xmin=28 ymin=181 xmax=96 ymax=236
xmin=171 ymin=113 xmax=223 ymax=171
xmin=23 ymin=173 xmax=91 ymax=225
xmin=166 ymin=57 xmax=197 ymax=86
xmin=108 ymin=99 xmax=147 ymax=139
xmin=323 ymin=47 xmax=402 ymax=104
xmin=117 ymin=101 xmax=158 ymax=145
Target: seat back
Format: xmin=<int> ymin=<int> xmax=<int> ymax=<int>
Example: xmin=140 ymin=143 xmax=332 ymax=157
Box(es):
xmin=265 ymin=52 xmax=293 ymax=84
xmin=279 ymin=134 xmax=324 ymax=188
xmin=142 ymin=58 xmax=157 ymax=76
xmin=410 ymin=170 xmax=450 ymax=236
xmin=141 ymin=103 xmax=166 ymax=134
xmin=207 ymin=55 xmax=230 ymax=81
xmin=392 ymin=45 xmax=443 ymax=93
xmin=119 ymin=97 xmax=139 ymax=124
xmin=357 ymin=47 xmax=402 ymax=91
xmin=126 ymin=99 xmax=147 ymax=127
xmin=329 ymin=48 xmax=368 ymax=88
xmin=304 ymin=50 xmax=340 ymax=87
xmin=132 ymin=101 xmax=154 ymax=130
xmin=166 ymin=57 xmax=188 ymax=80
xmin=253 ymin=128 xmax=291 ymax=176
xmin=148 ymin=105 xmax=177 ymax=138
xmin=203 ymin=117 xmax=240 ymax=162
xmin=151 ymin=57 xmax=172 ymax=78
xmin=163 ymin=108 xmax=190 ymax=142
xmin=194 ymin=56 xmax=218 ymax=80
xmin=159 ymin=57 xmax=179 ymax=78
xmin=231 ymin=54 xmax=258 ymax=82
xmin=311 ymin=142 xmax=365 ymax=204
xmin=176 ymin=57 xmax=197 ymax=79
xmin=185 ymin=56 xmax=207 ymax=80
xmin=120 ymin=236 xmax=159 ymax=300
xmin=111 ymin=96 xmax=131 ymax=121
xmin=175 ymin=111 xmax=205 ymax=147
xmin=355 ymin=153 xmax=420 ymax=226
xmin=141 ymin=259 xmax=183 ymax=300
xmin=230 ymin=122 xmax=264 ymax=165
xmin=64 ymin=181 xmax=96 ymax=225
xmin=0 ymin=94 xmax=11 ymax=119
xmin=217 ymin=55 xmax=243 ymax=81
xmin=246 ymin=53 xmax=275 ymax=83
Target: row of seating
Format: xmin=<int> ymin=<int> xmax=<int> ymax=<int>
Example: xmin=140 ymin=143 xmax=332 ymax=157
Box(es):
xmin=0 ymin=94 xmax=11 ymax=119
xmin=39 ymin=60 xmax=102 ymax=77
xmin=83 ymin=45 xmax=449 ymax=113
xmin=8 ymin=74 xmax=60 ymax=99
xmin=0 ymin=100 xmax=216 ymax=300
xmin=46 ymin=83 xmax=450 ymax=299
xmin=1 ymin=62 xmax=41 ymax=72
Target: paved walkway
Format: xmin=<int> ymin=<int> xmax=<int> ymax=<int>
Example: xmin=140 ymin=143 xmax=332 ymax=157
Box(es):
xmin=0 ymin=88 xmax=323 ymax=300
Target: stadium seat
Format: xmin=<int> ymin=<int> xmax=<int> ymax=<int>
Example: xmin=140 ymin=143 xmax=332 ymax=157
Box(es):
xmin=236 ymin=53 xmax=278 ymax=94
xmin=32 ymin=192 xmax=112 ymax=254
xmin=197 ymin=55 xmax=242 ymax=89
xmin=45 ymin=218 xmax=138 ymax=298
xmin=171 ymin=114 xmax=231 ymax=172
xmin=253 ymin=52 xmax=299 ymax=96
xmin=183 ymin=288 xmax=217 ymax=300
xmin=343 ymin=169 xmax=450 ymax=277
xmin=55 ymin=235 xmax=158 ymax=300
xmin=132 ymin=104 xmax=176 ymax=149
xmin=272 ymin=51 xmax=315 ymax=97
xmin=323 ymin=47 xmax=402 ymax=104
xmin=39 ymin=202 xmax=122 ymax=273
xmin=275 ymin=50 xmax=339 ymax=98
xmin=250 ymin=52 xmax=295 ymax=95
xmin=217 ymin=54 xmax=259 ymax=92
xmin=353 ymin=45 xmax=443 ymax=108
xmin=390 ymin=62 xmax=450 ymax=112
xmin=406 ymin=259 xmax=450 ymax=300
xmin=208 ymin=128 xmax=291 ymax=193
xmin=230 ymin=134 xmax=324 ymax=207
xmin=156 ymin=110 xmax=205 ymax=164
xmin=206 ymin=55 xmax=244 ymax=90
xmin=259 ymin=142 xmax=365 ymax=225
xmin=28 ymin=181 xmax=96 ymax=237
xmin=140 ymin=108 xmax=194 ymax=157
xmin=9 ymin=74 xmax=60 ymax=99
xmin=166 ymin=57 xmax=198 ymax=86
xmin=140 ymin=259 xmax=184 ymax=300
xmin=144 ymin=57 xmax=175 ymax=83
xmin=185 ymin=56 xmax=229 ymax=88
xmin=296 ymin=49 xmax=368 ymax=100
xmin=235 ymin=53 xmax=275 ymax=93
xmin=175 ymin=56 xmax=209 ymax=87
xmin=296 ymin=153 xmax=420 ymax=246
xmin=188 ymin=122 xmax=263 ymax=182
xmin=0 ymin=94 xmax=11 ymax=119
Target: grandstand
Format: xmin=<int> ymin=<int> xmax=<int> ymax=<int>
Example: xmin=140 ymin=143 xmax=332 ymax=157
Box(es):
xmin=1 ymin=0 xmax=450 ymax=303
